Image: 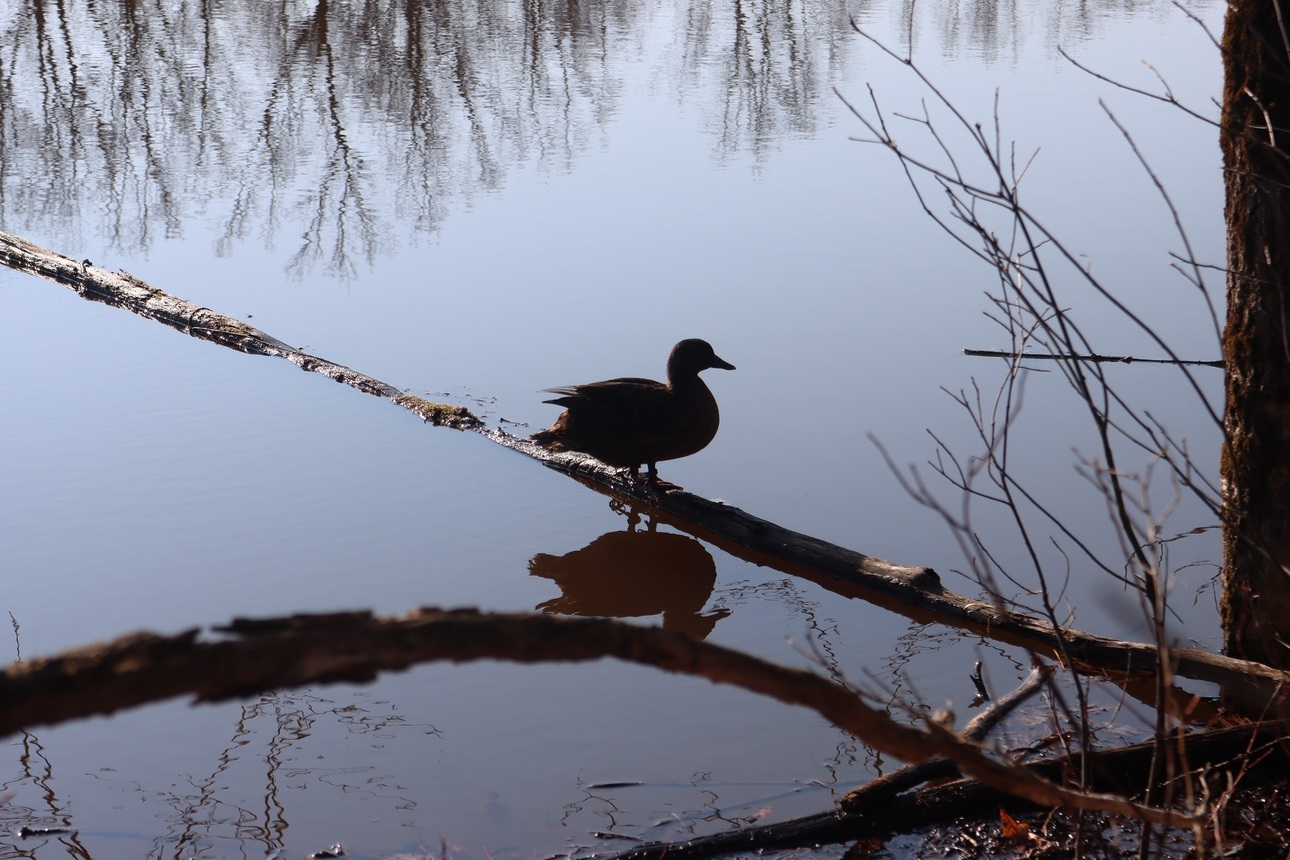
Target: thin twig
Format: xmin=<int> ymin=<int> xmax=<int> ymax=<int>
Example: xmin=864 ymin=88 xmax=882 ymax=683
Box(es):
xmin=964 ymin=348 xmax=1224 ymax=368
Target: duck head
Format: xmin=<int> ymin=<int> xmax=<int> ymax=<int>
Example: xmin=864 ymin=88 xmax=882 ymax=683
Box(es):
xmin=668 ymin=338 xmax=736 ymax=381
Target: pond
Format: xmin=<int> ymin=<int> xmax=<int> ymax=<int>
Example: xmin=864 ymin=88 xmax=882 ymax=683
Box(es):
xmin=0 ymin=0 xmax=1226 ymax=857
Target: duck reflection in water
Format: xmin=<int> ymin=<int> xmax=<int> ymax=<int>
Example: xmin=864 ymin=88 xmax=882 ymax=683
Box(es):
xmin=529 ymin=506 xmax=730 ymax=640
xmin=531 ymin=339 xmax=734 ymax=489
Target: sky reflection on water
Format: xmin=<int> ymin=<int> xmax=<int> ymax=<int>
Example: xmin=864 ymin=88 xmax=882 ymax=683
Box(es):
xmin=0 ymin=0 xmax=1227 ymax=855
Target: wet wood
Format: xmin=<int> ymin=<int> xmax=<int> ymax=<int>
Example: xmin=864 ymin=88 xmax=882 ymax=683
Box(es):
xmin=2 ymin=228 xmax=1287 ymax=715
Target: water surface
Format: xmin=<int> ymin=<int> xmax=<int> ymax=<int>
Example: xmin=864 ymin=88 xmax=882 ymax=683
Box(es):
xmin=0 ymin=0 xmax=1226 ymax=855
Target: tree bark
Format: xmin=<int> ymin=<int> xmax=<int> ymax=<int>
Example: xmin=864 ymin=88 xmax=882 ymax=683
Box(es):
xmin=1220 ymin=1 xmax=1290 ymax=667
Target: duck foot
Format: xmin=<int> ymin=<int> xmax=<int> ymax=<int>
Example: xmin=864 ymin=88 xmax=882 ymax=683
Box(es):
xmin=625 ymin=467 xmax=683 ymax=493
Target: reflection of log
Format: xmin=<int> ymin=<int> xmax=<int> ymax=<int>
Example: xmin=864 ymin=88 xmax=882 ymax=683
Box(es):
xmin=2 ymin=229 xmax=1287 ymax=714
xmin=0 ymin=609 xmax=1204 ymax=828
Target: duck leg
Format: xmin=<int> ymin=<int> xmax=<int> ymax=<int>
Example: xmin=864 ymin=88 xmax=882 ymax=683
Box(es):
xmin=644 ymin=462 xmax=683 ymax=492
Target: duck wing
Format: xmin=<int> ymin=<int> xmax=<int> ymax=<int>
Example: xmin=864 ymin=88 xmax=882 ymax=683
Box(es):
xmin=543 ymin=376 xmax=665 ymax=405
xmin=543 ymin=377 xmax=673 ymax=429
xmin=541 ymin=377 xmax=681 ymax=464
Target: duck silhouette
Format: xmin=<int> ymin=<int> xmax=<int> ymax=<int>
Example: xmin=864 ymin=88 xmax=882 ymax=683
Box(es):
xmin=532 ymin=339 xmax=735 ymax=486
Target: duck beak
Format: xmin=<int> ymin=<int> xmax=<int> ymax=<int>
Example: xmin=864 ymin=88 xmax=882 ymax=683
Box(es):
xmin=712 ymin=355 xmax=735 ymax=371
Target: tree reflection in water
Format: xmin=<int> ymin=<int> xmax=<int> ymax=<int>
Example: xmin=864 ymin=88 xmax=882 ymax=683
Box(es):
xmin=0 ymin=0 xmax=850 ymax=276
xmin=0 ymin=0 xmax=1219 ymax=854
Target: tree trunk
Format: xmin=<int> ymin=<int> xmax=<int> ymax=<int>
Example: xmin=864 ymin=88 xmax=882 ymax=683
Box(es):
xmin=1220 ymin=0 xmax=1290 ymax=666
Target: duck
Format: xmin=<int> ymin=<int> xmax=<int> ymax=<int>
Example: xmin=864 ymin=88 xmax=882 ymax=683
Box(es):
xmin=531 ymin=339 xmax=735 ymax=485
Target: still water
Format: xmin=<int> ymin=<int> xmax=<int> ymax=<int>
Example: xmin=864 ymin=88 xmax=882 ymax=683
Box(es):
xmin=1 ymin=0 xmax=1225 ymax=856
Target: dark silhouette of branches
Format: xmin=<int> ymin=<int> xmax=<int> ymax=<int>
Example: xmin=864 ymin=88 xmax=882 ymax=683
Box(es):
xmin=842 ymin=15 xmax=1231 ymax=851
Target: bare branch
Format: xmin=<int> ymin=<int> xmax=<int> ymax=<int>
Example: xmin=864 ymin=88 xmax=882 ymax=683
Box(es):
xmin=1056 ymin=46 xmax=1220 ymax=128
xmin=965 ymin=348 xmax=1224 ymax=368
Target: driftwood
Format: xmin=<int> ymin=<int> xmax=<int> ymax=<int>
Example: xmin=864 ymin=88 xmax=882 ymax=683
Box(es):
xmin=1 ymin=228 xmax=1285 ymax=718
xmin=839 ymin=662 xmax=1052 ymax=812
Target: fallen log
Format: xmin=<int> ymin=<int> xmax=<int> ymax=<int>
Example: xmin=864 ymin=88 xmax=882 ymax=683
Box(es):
xmin=0 ymin=230 xmax=478 ymax=428
xmin=499 ymin=464 xmax=1286 ymax=716
xmin=2 ymin=229 xmax=1286 ymax=716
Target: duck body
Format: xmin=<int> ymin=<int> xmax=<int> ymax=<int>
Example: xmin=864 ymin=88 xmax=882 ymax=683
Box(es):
xmin=532 ymin=339 xmax=735 ymax=482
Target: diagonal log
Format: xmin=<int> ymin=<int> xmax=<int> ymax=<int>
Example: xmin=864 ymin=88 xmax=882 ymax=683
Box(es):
xmin=2 ymin=229 xmax=1286 ymax=715
xmin=0 ymin=230 xmax=479 ymax=428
